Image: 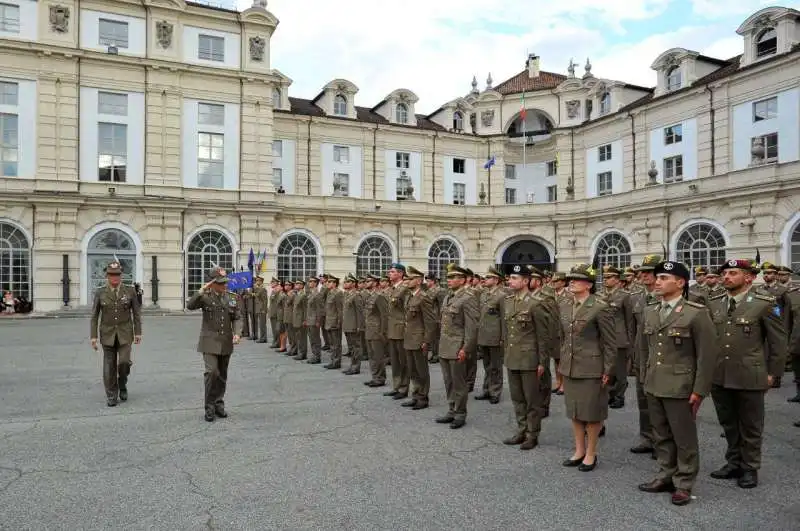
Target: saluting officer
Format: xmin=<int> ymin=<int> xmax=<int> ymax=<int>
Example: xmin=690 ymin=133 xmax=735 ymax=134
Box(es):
xmin=636 ymin=261 xmax=717 ymax=506
xmin=424 ymin=273 xmax=445 ymax=363
xmin=89 ymin=260 xmax=142 ymax=407
xmin=401 ymin=266 xmax=437 ymax=410
xmin=529 ymin=267 xmax=561 ymax=418
xmin=463 ymin=268 xmax=482 ymax=393
xmin=283 ymin=281 xmax=296 ymax=356
xmin=363 ymin=274 xmax=389 ymax=387
xmin=186 ymin=266 xmax=242 ymax=422
xmin=707 ymin=259 xmax=787 ymax=489
xmin=385 ymin=264 xmax=411 ymax=400
xmin=268 ymin=278 xmax=281 ymax=348
xmin=475 ymin=266 xmax=506 ymax=404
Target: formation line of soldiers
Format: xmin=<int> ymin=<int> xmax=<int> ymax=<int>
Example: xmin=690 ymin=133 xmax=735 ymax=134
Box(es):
xmin=89 ymin=255 xmax=799 ymax=505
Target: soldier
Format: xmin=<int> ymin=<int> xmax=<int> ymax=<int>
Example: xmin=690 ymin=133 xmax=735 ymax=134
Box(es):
xmin=357 ymin=277 xmax=368 ymax=365
xmin=688 ymin=267 xmax=708 ymax=305
xmin=319 ymin=274 xmax=331 ymax=352
xmin=756 ymin=262 xmax=792 ymax=389
xmin=621 ymin=267 xmax=639 ymax=291
xmin=704 ymin=269 xmax=725 ymax=298
xmin=253 ymin=275 xmax=269 ymax=343
xmin=707 ymin=259 xmax=787 ymax=489
xmin=402 ymin=266 xmax=437 ymax=410
xmin=268 ymin=278 xmax=281 ymax=348
xmin=89 ymin=260 xmax=142 ymax=407
xmin=777 ymin=265 xmax=795 ymax=287
xmin=424 ymin=273 xmax=445 ymax=364
xmin=363 ymin=274 xmax=389 ymax=387
xmin=243 ymin=288 xmax=256 ymax=340
xmin=239 ymin=288 xmax=250 ymax=338
xmin=476 ymin=266 xmax=506 ymax=404
xmin=501 ymin=264 xmax=550 ymax=449
xmin=185 ymin=266 xmax=242 ymax=422
xmin=342 ymin=274 xmax=364 ymax=375
xmin=384 ymin=264 xmax=411 ymax=400
xmin=787 ymin=284 xmax=800 ymax=402
xmin=550 ymin=272 xmax=572 ymax=394
xmin=305 ymin=276 xmax=324 ymax=364
xmin=598 ymin=265 xmax=635 ymax=409
xmin=292 ymin=279 xmax=308 ymax=361
xmin=636 ymin=261 xmax=718 ymax=506
xmin=529 ymin=267 xmax=561 ymax=417
xmin=435 ymin=265 xmax=479 ymax=429
xmin=323 ymin=276 xmax=344 ymax=369
xmin=282 ymin=281 xmax=296 ymax=356
xmin=379 ymin=275 xmax=390 ymax=292
xmin=274 ymin=282 xmax=287 ymax=352
xmin=463 ymin=268 xmax=481 ymax=392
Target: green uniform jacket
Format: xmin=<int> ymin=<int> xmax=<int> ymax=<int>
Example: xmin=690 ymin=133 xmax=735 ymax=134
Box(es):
xmin=342 ymin=289 xmax=363 ymax=333
xmin=364 ymin=290 xmax=389 ymax=341
xmin=253 ymin=286 xmax=269 ymax=314
xmin=186 ymin=289 xmax=243 ymax=356
xmin=90 ymin=285 xmax=142 ymax=346
xmin=558 ymin=294 xmax=615 ymax=379
xmin=387 ymin=283 xmax=411 ymax=340
xmin=306 ymin=288 xmax=325 ymax=327
xmin=324 ymin=289 xmax=344 ymax=331
xmin=403 ymin=288 xmax=437 ymax=350
xmin=292 ymin=289 xmax=308 ymax=327
xmin=478 ymin=286 xmax=506 ymax=347
xmin=502 ymin=292 xmax=550 ymax=370
xmin=438 ymin=286 xmax=479 ymax=359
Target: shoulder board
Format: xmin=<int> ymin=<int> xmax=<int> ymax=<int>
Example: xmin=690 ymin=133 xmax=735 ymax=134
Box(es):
xmin=504 ymin=294 xmax=515 ymax=299
xmin=709 ymin=293 xmax=727 ymax=301
xmin=646 ymin=300 xmax=660 ymax=306
xmin=684 ymin=300 xmax=705 ymax=309
xmin=753 ymin=293 xmax=776 ymax=302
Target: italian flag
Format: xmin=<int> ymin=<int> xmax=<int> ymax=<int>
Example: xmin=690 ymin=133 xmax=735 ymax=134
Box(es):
xmin=520 ymin=91 xmax=527 ymax=120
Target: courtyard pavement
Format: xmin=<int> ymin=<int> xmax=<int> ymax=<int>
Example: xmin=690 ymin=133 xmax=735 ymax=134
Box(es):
xmin=1 ymin=316 xmax=799 ymax=530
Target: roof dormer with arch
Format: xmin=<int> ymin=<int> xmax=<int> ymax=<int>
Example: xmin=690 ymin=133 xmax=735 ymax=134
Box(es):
xmin=270 ymin=69 xmax=292 ymax=111
xmin=312 ymin=79 xmax=359 ymax=120
xmin=736 ymin=6 xmax=800 ymax=67
xmin=427 ymin=97 xmax=474 ymax=133
xmin=650 ymin=47 xmax=727 ymax=97
xmin=372 ymin=89 xmax=420 ymax=125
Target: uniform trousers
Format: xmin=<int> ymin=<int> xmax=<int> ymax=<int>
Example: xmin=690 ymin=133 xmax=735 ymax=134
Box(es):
xmin=359 ymin=332 xmax=367 ymax=361
xmin=285 ymin=321 xmax=295 ymax=353
xmin=635 ymin=376 xmax=654 ymax=447
xmin=257 ymin=313 xmax=267 ymax=341
xmin=507 ymin=369 xmax=543 ymax=440
xmin=792 ymin=349 xmax=800 ymax=383
xmin=429 ymin=324 xmax=441 ymax=360
xmin=345 ymin=332 xmax=362 ymax=371
xmin=478 ymin=345 xmax=504 ymax=399
xmin=247 ymin=309 xmax=256 ymax=339
xmin=321 ymin=327 xmax=330 ymax=349
xmin=307 ymin=323 xmax=322 ymax=361
xmin=326 ymin=327 xmax=343 ymax=366
xmin=241 ymin=309 xmax=251 ymax=337
xmin=711 ymin=386 xmax=766 ymax=471
xmin=466 ymin=352 xmax=478 ymax=391
xmin=293 ymin=325 xmax=307 ymax=358
xmin=440 ymin=358 xmax=468 ymax=421
xmin=202 ymin=353 xmax=230 ymax=410
xmin=366 ymin=338 xmax=387 ymax=384
xmin=269 ymin=317 xmax=279 ymax=347
xmin=406 ymin=349 xmax=430 ymax=405
xmin=388 ymin=339 xmax=410 ymax=394
xmin=609 ymin=348 xmax=630 ymax=400
xmin=102 ymin=337 xmax=132 ymax=399
xmin=647 ymin=394 xmax=699 ymax=491
xmin=540 ymin=363 xmax=552 ymax=415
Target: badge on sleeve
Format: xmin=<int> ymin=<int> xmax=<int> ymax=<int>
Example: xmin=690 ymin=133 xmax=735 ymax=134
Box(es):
xmin=773 ymin=305 xmax=782 ymax=317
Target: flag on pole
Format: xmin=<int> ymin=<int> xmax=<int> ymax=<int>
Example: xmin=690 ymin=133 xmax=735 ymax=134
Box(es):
xmin=483 ymin=156 xmax=496 ymax=170
xmin=247 ymin=248 xmax=255 ymax=271
xmin=259 ymin=251 xmax=268 ymax=273
xmin=520 ymin=92 xmax=527 ymax=120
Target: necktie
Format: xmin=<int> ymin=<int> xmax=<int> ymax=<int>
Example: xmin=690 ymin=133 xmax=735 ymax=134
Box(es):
xmin=727 ymin=298 xmax=736 ymax=317
xmin=659 ymin=303 xmax=671 ymax=322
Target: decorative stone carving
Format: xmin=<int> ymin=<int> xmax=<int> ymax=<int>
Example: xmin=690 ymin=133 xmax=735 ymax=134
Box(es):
xmin=249 ymin=36 xmax=266 ymax=62
xmin=565 ymin=100 xmax=580 ymax=119
xmin=751 ymin=137 xmax=765 ymax=163
xmin=480 ymin=110 xmax=495 ymax=127
xmin=471 ymin=76 xmax=479 ymax=95
xmin=49 ymin=5 xmax=70 ymax=33
xmin=663 ymin=54 xmax=680 ymax=69
xmin=583 ymin=57 xmax=593 ymax=78
xmin=567 ymin=58 xmax=576 ymax=78
xmin=156 ymin=21 xmax=173 ymax=49
xmin=252 ymin=0 xmax=268 ymax=8
xmin=752 ymin=14 xmax=773 ymax=31
xmin=478 ymin=183 xmax=487 ymax=205
xmin=485 ymin=73 xmax=493 ymax=90
xmin=647 ymin=160 xmax=659 ymax=185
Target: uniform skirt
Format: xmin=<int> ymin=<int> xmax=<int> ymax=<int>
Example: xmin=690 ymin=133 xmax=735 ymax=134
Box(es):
xmin=563 ymin=376 xmax=608 ymax=423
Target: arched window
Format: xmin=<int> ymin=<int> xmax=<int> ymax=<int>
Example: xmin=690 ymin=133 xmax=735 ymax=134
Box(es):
xmin=356 ymin=236 xmax=393 ymax=277
xmin=186 ymin=229 xmax=234 ymax=295
xmin=87 ymin=228 xmax=136 ymax=293
xmin=599 ymin=92 xmax=611 ymax=115
xmin=675 ymin=223 xmax=726 ymax=279
xmin=272 ymin=87 xmax=282 ymax=109
xmin=428 ymin=238 xmax=461 ymax=284
xmin=756 ymin=28 xmax=777 ymax=58
xmin=0 ymin=222 xmax=31 ymax=300
xmin=395 ymin=103 xmax=408 ymax=124
xmin=333 ymin=94 xmax=347 ymax=116
xmin=276 ymin=233 xmax=318 ymax=281
xmin=790 ymin=222 xmax=800 ymax=275
xmin=666 ymin=66 xmax=681 ymax=91
xmin=596 ymin=232 xmax=632 ymax=269
xmin=453 ymin=111 xmax=464 ymax=131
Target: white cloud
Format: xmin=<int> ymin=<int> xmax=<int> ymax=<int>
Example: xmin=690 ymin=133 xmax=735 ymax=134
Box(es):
xmin=236 ymin=0 xmax=762 ymax=113
xmin=690 ymin=0 xmax=792 ymax=19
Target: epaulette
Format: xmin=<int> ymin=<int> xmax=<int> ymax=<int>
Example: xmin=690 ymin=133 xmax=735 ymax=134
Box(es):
xmin=752 ymin=293 xmax=776 ymax=303
xmin=709 ymin=292 xmax=727 ymax=301
xmin=646 ymin=299 xmax=660 ymax=306
xmin=684 ymin=300 xmax=705 ymax=309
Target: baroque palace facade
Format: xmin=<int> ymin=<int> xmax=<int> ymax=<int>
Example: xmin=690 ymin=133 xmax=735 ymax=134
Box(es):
xmin=1 ymin=0 xmax=800 ymax=312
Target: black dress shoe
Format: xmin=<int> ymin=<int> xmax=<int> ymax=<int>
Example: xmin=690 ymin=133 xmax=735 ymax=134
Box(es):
xmin=555 ymin=389 xmax=564 ymax=396
xmin=794 ymin=420 xmax=800 ymax=427
xmin=519 ymin=438 xmax=538 ymax=450
xmin=204 ymin=410 xmax=215 ymax=422
xmin=368 ymin=381 xmax=385 ymax=387
xmin=435 ymin=415 xmax=454 ymax=424
xmin=384 ymin=390 xmax=399 ymax=397
xmin=710 ymin=464 xmax=742 ymax=480
xmin=608 ymin=397 xmax=625 ymax=409
xmin=107 ymin=398 xmax=118 ymax=407
xmin=630 ymin=444 xmax=654 ymax=454
xmin=503 ymin=433 xmax=526 ymax=445
xmin=392 ymin=393 xmax=408 ymax=400
xmin=737 ymin=470 xmax=758 ymax=489
xmin=293 ymin=355 xmax=307 ymax=361
xmin=489 ymin=397 xmax=500 ymax=404
xmin=307 ymin=359 xmax=321 ymax=364
xmin=449 ymin=418 xmax=466 ymax=429
xmin=638 ymin=478 xmax=675 ymax=493
xmin=412 ymin=403 xmax=429 ymax=410
xmin=474 ymin=393 xmax=490 ymax=401
xmin=578 ymin=457 xmax=598 ymax=472
xmin=214 ymin=406 xmax=228 ymax=418
xmin=324 ymin=363 xmax=340 ymax=370
xmin=119 ymin=389 xmax=128 ymax=402
xmin=401 ymin=400 xmax=417 ymax=407
xmin=256 ymin=340 xmax=267 ymax=344
xmin=562 ymin=455 xmax=585 ymax=467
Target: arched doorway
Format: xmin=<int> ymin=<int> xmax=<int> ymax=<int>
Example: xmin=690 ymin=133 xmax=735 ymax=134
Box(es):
xmin=500 ymin=238 xmax=552 ymax=270
xmin=87 ymin=228 xmax=137 ymax=293
xmin=0 ymin=221 xmax=31 ymax=300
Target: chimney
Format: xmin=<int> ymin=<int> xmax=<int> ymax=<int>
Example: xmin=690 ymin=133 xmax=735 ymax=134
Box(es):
xmin=527 ymin=54 xmax=540 ymax=78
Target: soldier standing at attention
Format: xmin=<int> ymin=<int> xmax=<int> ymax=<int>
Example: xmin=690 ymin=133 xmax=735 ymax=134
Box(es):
xmin=363 ymin=274 xmax=389 ymax=387
xmin=268 ymin=278 xmax=281 ymax=348
xmin=90 ymin=260 xmax=142 ymax=407
xmin=400 ymin=266 xmax=436 ymax=410
xmin=435 ymin=265 xmax=479 ymax=429
xmin=283 ymin=281 xmax=296 ymax=356
xmin=703 ymin=269 xmax=725 ymax=298
xmin=688 ymin=267 xmax=709 ymax=305
xmin=559 ymin=264 xmax=615 ymax=472
xmin=424 ymin=274 xmax=444 ymax=364
xmin=305 ymin=277 xmax=324 ymax=364
xmin=342 ymin=274 xmax=364 ymax=375
xmin=599 ymin=265 xmax=635 ymax=410
xmin=357 ymin=277 xmax=369 ymax=365
xmin=323 ymin=276 xmax=344 ymax=370
xmin=707 ymin=259 xmax=786 ymax=489
xmin=550 ymin=272 xmax=572 ymax=394
xmin=501 ymin=265 xmax=550 ymax=449
xmin=463 ymin=268 xmax=482 ymax=393
xmin=384 ymin=264 xmax=411 ymax=400
xmin=275 ymin=282 xmax=287 ymax=352
xmin=185 ymin=266 xmax=242 ymax=422
xmin=636 ymin=261 xmax=718 ymax=506
xmin=475 ymin=266 xmax=506 ymax=404
xmin=319 ymin=274 xmax=331 ymax=352
xmin=239 ymin=288 xmax=250 ymax=339
xmin=253 ymin=276 xmax=269 ymax=343
xmin=291 ymin=279 xmax=308 ymax=361
xmin=528 ymin=267 xmax=561 ymax=418
xmin=243 ymin=288 xmax=255 ymax=340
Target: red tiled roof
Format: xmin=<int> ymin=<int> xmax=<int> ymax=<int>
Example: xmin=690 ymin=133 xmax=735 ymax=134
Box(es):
xmin=277 ymin=97 xmax=446 ymax=131
xmin=494 ymin=70 xmax=567 ymax=95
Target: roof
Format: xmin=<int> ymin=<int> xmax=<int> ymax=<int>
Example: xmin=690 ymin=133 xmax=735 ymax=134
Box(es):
xmin=494 ymin=70 xmax=567 ymax=95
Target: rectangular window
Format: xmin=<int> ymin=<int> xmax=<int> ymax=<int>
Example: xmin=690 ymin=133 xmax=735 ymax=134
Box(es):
xmin=666 ymin=69 xmax=681 ymax=91
xmin=505 ymin=164 xmax=516 ymax=180
xmin=453 ymin=158 xmax=465 ymax=174
xmin=98 ymin=19 xmax=129 ymax=48
xmin=597 ymin=171 xmax=612 ymax=196
xmin=663 ymin=155 xmax=683 ymax=182
xmin=395 ymin=152 xmax=410 ymax=169
xmin=0 ymin=81 xmax=18 ymax=106
xmin=98 ymin=122 xmax=127 ymax=183
xmin=752 ymin=132 xmax=779 ymax=164
xmin=546 ymin=160 xmax=557 ymax=177
xmin=333 ymin=145 xmax=349 ymax=163
xmin=598 ymin=144 xmax=611 ymax=162
xmin=333 ymin=172 xmax=349 ymax=196
xmin=198 ymin=34 xmax=225 ymax=62
xmin=0 ymin=112 xmax=19 ymax=176
xmin=753 ymin=97 xmax=777 ymax=122
xmin=272 ymin=140 xmax=283 ymax=158
xmin=98 ymin=92 xmax=128 ymax=116
xmin=546 ymin=185 xmax=557 ymax=203
xmin=664 ymin=124 xmax=683 ymax=145
xmin=198 ymin=103 xmax=225 ymax=127
xmin=505 ymin=188 xmax=516 ymax=204
xmin=0 ymin=3 xmax=20 ymax=34
xmin=197 ymin=132 xmax=224 ymax=188
xmin=272 ymin=167 xmax=282 ymax=189
xmin=453 ymin=182 xmax=465 ymax=205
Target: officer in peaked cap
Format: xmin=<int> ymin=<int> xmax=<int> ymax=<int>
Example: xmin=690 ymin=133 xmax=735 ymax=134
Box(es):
xmin=424 ymin=271 xmax=446 ymax=364
xmin=475 ymin=266 xmax=506 ymax=404
xmin=461 ymin=267 xmax=482 ymax=391
xmin=599 ymin=264 xmax=635 ymax=410
xmin=90 ymin=259 xmax=142 ymax=407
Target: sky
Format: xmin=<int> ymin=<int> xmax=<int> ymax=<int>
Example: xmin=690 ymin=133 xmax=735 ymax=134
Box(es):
xmin=234 ymin=0 xmax=798 ymax=114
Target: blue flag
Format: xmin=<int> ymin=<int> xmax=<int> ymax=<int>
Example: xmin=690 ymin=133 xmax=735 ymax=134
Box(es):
xmin=247 ymin=248 xmax=255 ymax=271
xmin=228 ymin=271 xmax=253 ymax=290
xmin=483 ymin=156 xmax=496 ymax=170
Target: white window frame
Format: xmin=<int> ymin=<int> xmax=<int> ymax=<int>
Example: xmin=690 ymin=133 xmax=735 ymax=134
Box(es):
xmin=395 ymin=152 xmax=409 ymax=169
xmin=597 ymin=171 xmax=612 ymax=196
xmin=98 ymin=18 xmax=129 ymax=49
xmin=333 ymin=145 xmax=349 ymax=164
xmin=0 ymin=80 xmax=18 ymax=106
xmin=198 ymin=34 xmax=225 ymax=62
xmin=97 ymin=122 xmax=128 ymax=183
xmin=753 ymin=132 xmax=779 ymax=164
xmin=453 ymin=111 xmax=464 ymax=131
xmin=598 ymin=144 xmax=611 ymax=162
xmin=0 ymin=111 xmax=18 ymax=177
xmin=755 ymin=27 xmax=777 ymax=58
xmin=666 ymin=66 xmax=681 ymax=91
xmin=599 ymin=92 xmax=611 ymax=115
xmin=546 ymin=160 xmax=557 ymax=177
xmin=198 ymin=103 xmax=225 ymax=127
xmin=664 ymin=124 xmax=682 ymax=145
xmin=333 ymin=172 xmax=349 ymax=197
xmin=272 ymin=167 xmax=283 ymax=190
xmin=505 ymin=187 xmax=516 ymax=205
xmin=453 ymin=158 xmax=465 ymax=174
xmin=546 ymin=185 xmax=557 ymax=203
xmin=98 ymin=92 xmax=128 ymax=116
xmin=505 ymin=164 xmax=516 ymax=180
xmin=0 ymin=3 xmax=20 ymax=34
xmin=333 ymin=94 xmax=347 ymax=116
xmin=663 ymin=155 xmax=683 ymax=183
xmin=272 ymin=87 xmax=282 ymax=109
xmin=752 ymin=97 xmax=777 ymax=122
xmin=396 ymin=103 xmax=408 ymax=124
xmin=452 ymin=182 xmax=466 ymax=205
xmin=197 ymin=132 xmax=224 ymax=188
xmin=272 ymin=140 xmax=283 ymax=158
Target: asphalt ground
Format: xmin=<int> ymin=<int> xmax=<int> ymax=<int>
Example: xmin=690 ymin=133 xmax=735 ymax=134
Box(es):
xmin=1 ymin=316 xmax=798 ymax=530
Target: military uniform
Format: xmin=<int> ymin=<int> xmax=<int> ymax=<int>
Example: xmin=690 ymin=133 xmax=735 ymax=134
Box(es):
xmin=707 ymin=259 xmax=787 ymax=488
xmin=240 ymin=290 xmax=251 ymax=338
xmin=598 ymin=265 xmax=636 ymax=408
xmin=185 ymin=267 xmax=242 ymax=422
xmin=464 ymin=270 xmax=482 ymax=392
xmin=253 ymin=278 xmax=269 ymax=343
xmin=305 ymin=278 xmax=325 ymax=364
xmin=531 ymin=277 xmax=561 ymax=417
xmin=401 ymin=267 xmax=437 ymax=408
xmin=386 ymin=270 xmax=411 ymax=398
xmin=268 ymin=281 xmax=281 ymax=348
xmin=424 ymin=275 xmax=445 ymax=363
xmin=292 ymin=281 xmax=308 ymax=360
xmin=244 ymin=289 xmax=256 ymax=341
xmin=324 ymin=278 xmax=344 ymax=369
xmin=283 ymin=287 xmax=296 ymax=356
xmin=319 ymin=279 xmax=331 ymax=351
xmin=343 ymin=275 xmax=365 ymax=374
xmin=89 ymin=261 xmax=142 ymax=406
xmin=364 ymin=275 xmax=389 ymax=386
xmin=274 ymin=288 xmax=287 ymax=351
xmin=476 ymin=267 xmax=506 ymax=403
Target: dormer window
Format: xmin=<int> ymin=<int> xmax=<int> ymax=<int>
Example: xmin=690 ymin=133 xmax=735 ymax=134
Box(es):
xmin=453 ymin=111 xmax=464 ymax=131
xmin=396 ymin=103 xmax=408 ymax=124
xmin=272 ymin=88 xmax=282 ymax=109
xmin=666 ymin=66 xmax=682 ymax=91
xmin=755 ymin=28 xmax=777 ymax=58
xmin=599 ymin=92 xmax=611 ymax=115
xmin=333 ymin=94 xmax=347 ymax=116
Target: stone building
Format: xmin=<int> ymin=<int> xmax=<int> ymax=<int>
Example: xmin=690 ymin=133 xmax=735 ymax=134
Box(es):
xmin=1 ymin=0 xmax=799 ymax=311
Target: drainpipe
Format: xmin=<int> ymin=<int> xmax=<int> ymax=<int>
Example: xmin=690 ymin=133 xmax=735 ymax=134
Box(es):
xmin=307 ymin=117 xmax=312 ymax=195
xmin=628 ymin=113 xmax=636 ymax=188
xmin=432 ymin=131 xmax=438 ymax=202
xmin=372 ymin=124 xmax=378 ymax=199
xmin=705 ymin=85 xmax=716 ymax=176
